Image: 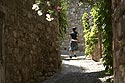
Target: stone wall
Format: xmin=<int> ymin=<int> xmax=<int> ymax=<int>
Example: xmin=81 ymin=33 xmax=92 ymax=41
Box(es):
xmin=0 ymin=0 xmax=61 ymax=83
xmin=61 ymin=0 xmax=90 ymax=55
xmin=112 ymin=0 xmax=125 ymax=83
xmin=61 ymin=0 xmax=102 ymax=61
xmin=0 ymin=9 xmax=5 ymax=83
xmin=92 ymin=32 xmax=102 ymax=62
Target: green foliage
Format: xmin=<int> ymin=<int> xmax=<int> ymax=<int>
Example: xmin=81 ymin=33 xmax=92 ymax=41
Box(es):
xmin=82 ymin=12 xmax=91 ymax=55
xmin=59 ymin=0 xmax=68 ymax=40
xmin=98 ymin=0 xmax=113 ymax=75
xmin=82 ymin=12 xmax=98 ymax=55
xmin=82 ymin=0 xmax=113 ymax=75
xmin=33 ymin=0 xmax=68 ymax=39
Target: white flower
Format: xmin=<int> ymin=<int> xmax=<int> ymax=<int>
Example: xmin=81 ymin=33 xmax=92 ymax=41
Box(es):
xmin=46 ymin=17 xmax=52 ymax=21
xmin=32 ymin=4 xmax=39 ymax=11
xmin=46 ymin=17 xmax=54 ymax=21
xmin=46 ymin=14 xmax=54 ymax=21
xmin=47 ymin=1 xmax=51 ymax=6
xmin=46 ymin=14 xmax=51 ymax=18
xmin=51 ymin=17 xmax=54 ymax=20
xmin=37 ymin=10 xmax=43 ymax=16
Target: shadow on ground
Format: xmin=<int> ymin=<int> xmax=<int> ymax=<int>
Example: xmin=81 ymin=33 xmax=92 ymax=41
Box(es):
xmin=61 ymin=53 xmax=86 ymax=60
xmin=42 ymin=63 xmax=106 ymax=83
xmin=54 ymin=71 xmax=105 ymax=83
xmin=41 ymin=50 xmax=105 ymax=83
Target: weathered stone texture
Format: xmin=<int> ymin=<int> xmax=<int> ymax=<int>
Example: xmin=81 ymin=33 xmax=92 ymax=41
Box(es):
xmin=61 ymin=0 xmax=88 ymax=55
xmin=112 ymin=0 xmax=125 ymax=83
xmin=0 ymin=0 xmax=61 ymax=83
xmin=61 ymin=0 xmax=102 ymax=61
xmin=92 ymin=32 xmax=102 ymax=62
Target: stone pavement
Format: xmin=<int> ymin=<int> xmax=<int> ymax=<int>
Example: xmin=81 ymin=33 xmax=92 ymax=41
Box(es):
xmin=42 ymin=51 xmax=108 ymax=83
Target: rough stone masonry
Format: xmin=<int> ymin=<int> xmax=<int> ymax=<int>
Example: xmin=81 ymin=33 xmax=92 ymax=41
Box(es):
xmin=112 ymin=0 xmax=125 ymax=83
xmin=0 ymin=0 xmax=61 ymax=83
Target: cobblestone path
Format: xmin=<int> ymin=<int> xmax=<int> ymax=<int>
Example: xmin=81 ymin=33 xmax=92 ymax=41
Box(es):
xmin=43 ymin=53 xmax=107 ymax=83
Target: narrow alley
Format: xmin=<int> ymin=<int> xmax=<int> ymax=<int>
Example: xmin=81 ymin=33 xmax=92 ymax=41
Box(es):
xmin=42 ymin=51 xmax=109 ymax=83
xmin=0 ymin=0 xmax=125 ymax=83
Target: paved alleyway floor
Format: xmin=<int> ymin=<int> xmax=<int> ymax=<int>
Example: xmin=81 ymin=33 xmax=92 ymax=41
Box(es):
xmin=43 ymin=51 xmax=111 ymax=83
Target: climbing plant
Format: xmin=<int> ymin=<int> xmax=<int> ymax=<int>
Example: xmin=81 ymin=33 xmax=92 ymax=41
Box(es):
xmin=82 ymin=0 xmax=113 ymax=76
xmin=58 ymin=0 xmax=68 ymax=40
xmin=82 ymin=12 xmax=98 ymax=55
xmin=91 ymin=0 xmax=113 ymax=75
xmin=32 ymin=0 xmax=68 ymax=39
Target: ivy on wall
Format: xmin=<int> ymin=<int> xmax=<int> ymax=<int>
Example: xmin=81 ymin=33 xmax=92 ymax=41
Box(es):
xmin=82 ymin=12 xmax=98 ymax=55
xmin=58 ymin=0 xmax=68 ymax=40
xmin=32 ymin=0 xmax=68 ymax=39
xmin=82 ymin=0 xmax=113 ymax=76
